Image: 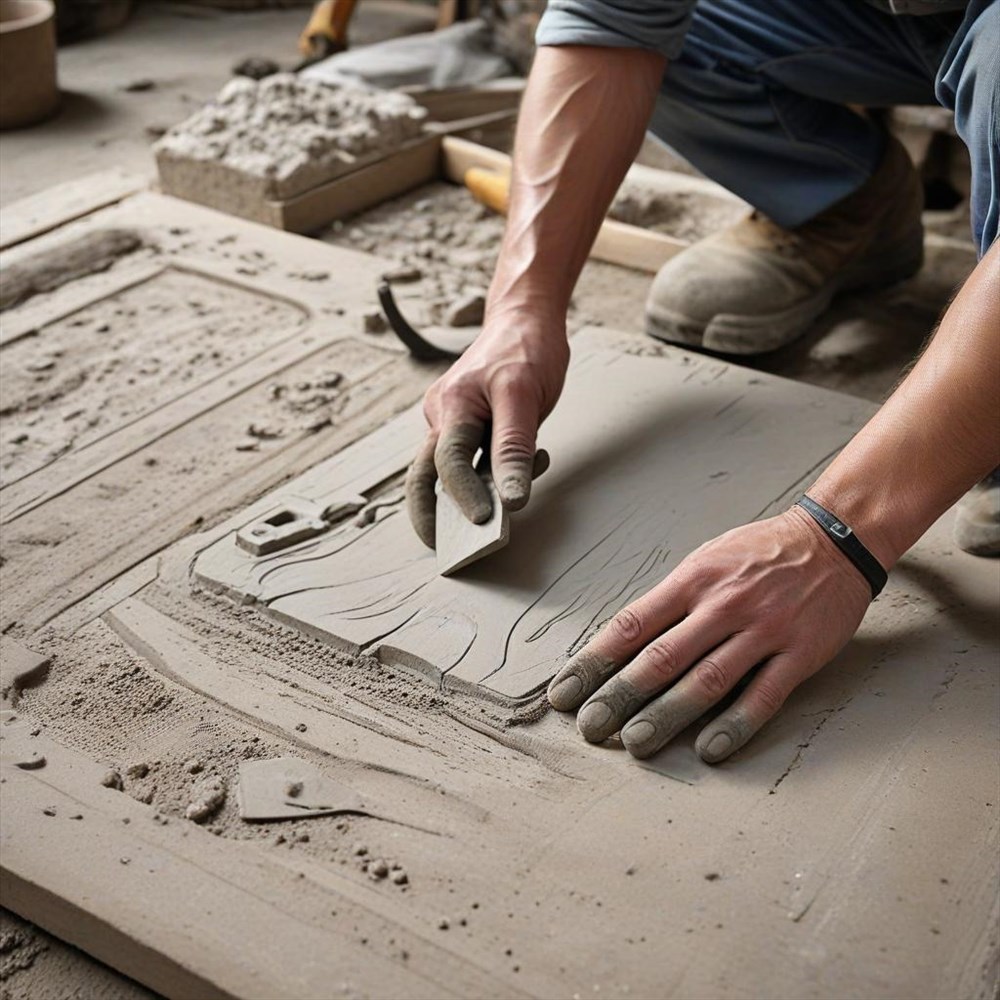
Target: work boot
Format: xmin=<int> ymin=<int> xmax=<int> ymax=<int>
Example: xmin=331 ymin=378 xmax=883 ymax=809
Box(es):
xmin=954 ymin=468 xmax=1000 ymax=557
xmin=645 ymin=135 xmax=924 ymax=354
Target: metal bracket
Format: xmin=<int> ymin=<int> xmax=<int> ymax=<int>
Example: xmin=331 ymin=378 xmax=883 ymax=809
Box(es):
xmin=236 ymin=503 xmax=328 ymax=557
xmin=235 ymin=495 xmax=369 ymax=556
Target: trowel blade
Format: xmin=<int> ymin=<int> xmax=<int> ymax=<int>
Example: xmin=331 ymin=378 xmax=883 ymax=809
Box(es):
xmin=435 ymin=478 xmax=509 ymax=576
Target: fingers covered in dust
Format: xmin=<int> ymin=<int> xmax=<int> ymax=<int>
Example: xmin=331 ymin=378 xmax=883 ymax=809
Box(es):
xmin=435 ymin=422 xmax=493 ymax=525
xmin=547 ymin=511 xmax=871 ymax=766
xmin=692 ymin=656 xmax=797 ymax=763
xmin=404 ymin=428 xmax=552 ymax=550
xmin=619 ymin=631 xmax=768 ymax=759
xmin=405 ymin=307 xmax=570 ymax=546
xmin=547 ymin=580 xmax=688 ymax=715
xmin=489 ymin=375 xmax=542 ymax=510
xmin=405 ymin=435 xmax=439 ymax=549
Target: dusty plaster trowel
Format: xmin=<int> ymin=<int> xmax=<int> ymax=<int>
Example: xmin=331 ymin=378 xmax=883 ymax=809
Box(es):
xmin=238 ymin=757 xmax=428 ymax=831
xmin=435 ymin=475 xmax=509 ymax=576
xmin=376 ymin=283 xmax=508 ymax=576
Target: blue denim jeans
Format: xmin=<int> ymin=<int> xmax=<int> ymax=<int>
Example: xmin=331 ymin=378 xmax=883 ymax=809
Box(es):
xmin=649 ymin=0 xmax=998 ymax=256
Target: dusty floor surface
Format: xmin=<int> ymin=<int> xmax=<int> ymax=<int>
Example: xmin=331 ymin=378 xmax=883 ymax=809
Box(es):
xmin=0 ymin=5 xmax=991 ymax=999
xmin=322 ymin=179 xmax=976 ymax=403
xmin=0 ymin=908 xmax=155 ymax=1000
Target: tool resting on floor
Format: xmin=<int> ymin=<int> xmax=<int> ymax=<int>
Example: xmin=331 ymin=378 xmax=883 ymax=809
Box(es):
xmin=298 ymin=0 xmax=357 ymax=62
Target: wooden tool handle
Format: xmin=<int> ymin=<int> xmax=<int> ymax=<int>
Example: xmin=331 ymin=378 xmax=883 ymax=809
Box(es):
xmin=464 ymin=167 xmax=509 ymax=215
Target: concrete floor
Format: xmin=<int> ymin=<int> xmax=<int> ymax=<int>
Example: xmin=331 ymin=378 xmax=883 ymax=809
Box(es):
xmin=0 ymin=5 xmax=985 ymax=997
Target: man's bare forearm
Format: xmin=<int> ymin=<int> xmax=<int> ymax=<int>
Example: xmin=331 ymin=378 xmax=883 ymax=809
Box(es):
xmin=808 ymin=242 xmax=1000 ymax=567
xmin=487 ymin=46 xmax=667 ymax=329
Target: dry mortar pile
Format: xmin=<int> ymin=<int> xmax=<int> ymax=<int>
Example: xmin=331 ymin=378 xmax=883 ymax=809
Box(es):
xmin=155 ymin=74 xmax=428 ymax=203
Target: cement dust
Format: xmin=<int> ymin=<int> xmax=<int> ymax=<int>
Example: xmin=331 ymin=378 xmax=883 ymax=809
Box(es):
xmin=0 ymin=907 xmax=156 ymax=1000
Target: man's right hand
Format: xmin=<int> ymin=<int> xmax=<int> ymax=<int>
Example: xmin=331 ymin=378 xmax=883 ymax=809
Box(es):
xmin=405 ymin=309 xmax=568 ymax=548
xmin=405 ymin=44 xmax=666 ymax=548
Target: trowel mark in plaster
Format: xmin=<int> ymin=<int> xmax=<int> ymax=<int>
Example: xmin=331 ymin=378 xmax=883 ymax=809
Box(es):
xmin=256 ymin=519 xmax=410 ymax=590
xmin=372 ymin=518 xmax=669 ymax=695
xmin=480 ymin=517 xmax=670 ymax=686
xmin=196 ymin=343 xmax=877 ymax=702
xmin=227 ymin=501 xmax=683 ymax=702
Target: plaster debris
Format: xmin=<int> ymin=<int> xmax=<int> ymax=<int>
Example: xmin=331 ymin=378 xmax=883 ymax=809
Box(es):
xmin=126 ymin=762 xmax=149 ymax=779
xmin=232 ymin=55 xmax=281 ymax=81
xmin=362 ymin=310 xmax=388 ymax=335
xmin=609 ymin=185 xmax=746 ymax=243
xmin=185 ymin=776 xmax=227 ymax=823
xmin=13 ymin=753 xmax=46 ymax=770
xmin=445 ymin=291 xmax=486 ymax=328
xmin=101 ymin=769 xmax=124 ymax=790
xmin=154 ymin=74 xmax=428 ymax=201
xmin=0 ymin=638 xmax=50 ymax=707
xmin=0 ymin=920 xmax=48 ymax=984
xmin=382 ymin=265 xmax=422 ymax=283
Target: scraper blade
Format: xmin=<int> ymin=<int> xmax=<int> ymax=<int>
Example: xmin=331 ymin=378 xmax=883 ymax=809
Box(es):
xmin=435 ymin=477 xmax=509 ymax=576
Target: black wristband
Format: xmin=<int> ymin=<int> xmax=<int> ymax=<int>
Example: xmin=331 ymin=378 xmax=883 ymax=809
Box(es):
xmin=795 ymin=495 xmax=888 ymax=600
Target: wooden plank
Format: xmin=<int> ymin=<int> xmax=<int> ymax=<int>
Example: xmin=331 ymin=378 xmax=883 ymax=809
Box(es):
xmin=591 ymin=218 xmax=686 ymax=273
xmin=440 ymin=135 xmax=512 ymax=181
xmin=275 ymin=135 xmax=442 ymax=235
xmin=410 ymin=80 xmax=524 ymax=122
xmin=0 ymin=717 xmax=523 ymax=1000
xmin=193 ymin=330 xmax=876 ymax=703
xmin=440 ymin=137 xmax=687 ymax=272
xmin=0 ymin=169 xmax=148 ymax=251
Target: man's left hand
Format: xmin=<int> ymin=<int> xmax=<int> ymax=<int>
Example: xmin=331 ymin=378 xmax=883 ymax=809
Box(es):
xmin=546 ymin=507 xmax=872 ymax=762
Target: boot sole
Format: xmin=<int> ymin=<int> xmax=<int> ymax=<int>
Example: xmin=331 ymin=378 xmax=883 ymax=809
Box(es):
xmin=646 ymin=232 xmax=925 ymax=356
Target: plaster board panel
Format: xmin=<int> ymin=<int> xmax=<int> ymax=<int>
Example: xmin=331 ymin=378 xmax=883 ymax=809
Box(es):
xmin=194 ymin=332 xmax=876 ymax=702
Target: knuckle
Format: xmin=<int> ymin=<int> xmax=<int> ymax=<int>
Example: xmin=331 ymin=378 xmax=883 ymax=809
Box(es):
xmin=490 ymin=366 xmax=528 ymax=395
xmin=609 ymin=606 xmax=644 ymax=645
xmin=434 ymin=435 xmax=467 ymax=464
xmin=693 ymin=656 xmax=729 ymax=698
xmin=438 ymin=382 xmax=466 ymax=408
xmin=753 ymin=677 xmax=787 ymax=716
xmin=641 ymin=638 xmax=682 ymax=683
xmin=422 ymin=395 xmax=439 ymax=426
xmin=494 ymin=430 xmax=535 ymax=465
xmin=715 ymin=585 xmax=745 ymax=617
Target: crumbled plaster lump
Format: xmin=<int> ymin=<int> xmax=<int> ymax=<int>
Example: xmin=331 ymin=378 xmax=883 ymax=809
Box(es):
xmin=154 ymin=74 xmax=428 ymax=200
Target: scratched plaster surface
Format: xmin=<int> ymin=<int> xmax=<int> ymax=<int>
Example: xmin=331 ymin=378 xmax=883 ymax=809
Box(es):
xmin=195 ymin=333 xmax=875 ymax=702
